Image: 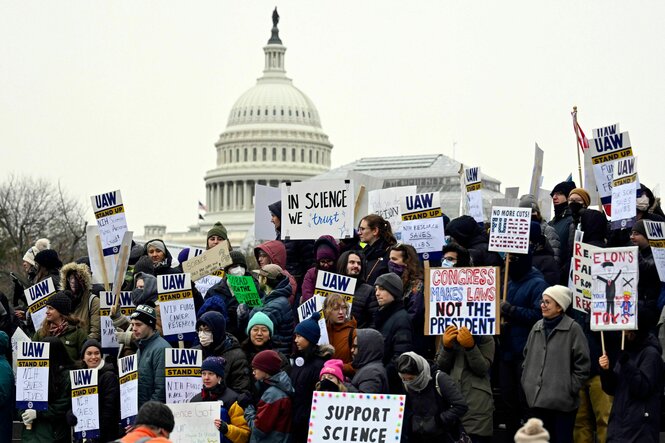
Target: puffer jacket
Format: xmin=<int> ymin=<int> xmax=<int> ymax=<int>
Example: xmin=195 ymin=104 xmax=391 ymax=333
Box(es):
xmin=541 ymin=220 xmax=562 ymax=265
xmin=351 ymin=328 xmax=388 ymax=393
xmin=531 ymin=236 xmax=560 ymax=286
xmin=136 ymin=331 xmax=171 ymax=407
xmin=254 ymin=240 xmax=297 ymax=306
xmin=301 ymin=235 xmax=341 ymax=303
xmin=250 ymin=276 xmax=294 ymax=355
xmin=374 ymin=299 xmax=413 ymax=393
xmin=245 ymin=371 xmax=294 ymax=443
xmin=95 ymin=361 xmax=121 ymax=442
xmin=521 ymin=315 xmax=590 ymax=412
xmin=20 ymin=368 xmax=71 ymax=443
xmin=437 ymin=335 xmax=495 ymax=437
xmin=60 ymin=262 xmax=100 ymax=340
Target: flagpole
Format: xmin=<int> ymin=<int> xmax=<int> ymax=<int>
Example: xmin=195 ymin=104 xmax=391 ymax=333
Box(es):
xmin=572 ymin=106 xmax=584 ymax=186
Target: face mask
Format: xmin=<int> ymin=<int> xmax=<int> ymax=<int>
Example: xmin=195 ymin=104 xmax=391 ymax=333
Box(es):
xmin=388 ymin=261 xmax=405 ymax=276
xmin=568 ymin=202 xmax=584 ymax=216
xmin=442 ymin=259 xmax=455 ymax=268
xmin=636 ymin=195 xmax=650 ymax=211
xmin=198 ymin=331 xmax=213 ymax=347
xmin=228 ymin=266 xmax=245 ymax=276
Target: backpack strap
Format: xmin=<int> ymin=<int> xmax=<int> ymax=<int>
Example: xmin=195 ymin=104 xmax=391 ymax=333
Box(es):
xmin=434 ymin=370 xmax=442 ymax=397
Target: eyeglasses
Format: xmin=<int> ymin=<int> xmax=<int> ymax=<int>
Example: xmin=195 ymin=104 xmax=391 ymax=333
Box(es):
xmin=540 ymin=299 xmax=552 ymax=306
xmin=443 ymin=256 xmax=457 ymax=262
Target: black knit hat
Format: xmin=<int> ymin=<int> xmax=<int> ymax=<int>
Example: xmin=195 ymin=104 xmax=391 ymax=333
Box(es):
xmin=80 ymin=339 xmax=102 ymax=360
xmin=135 ymin=401 xmax=175 ymax=433
xmin=227 ymin=250 xmax=247 ymax=270
xmin=268 ymin=200 xmax=282 ymax=219
xmin=550 ymin=180 xmax=577 ymax=198
xmin=35 ymin=249 xmax=63 ymax=270
xmin=47 ymin=291 xmax=72 ymax=316
xmin=130 ymin=303 xmax=157 ymax=329
xmin=375 ymin=272 xmax=403 ymax=301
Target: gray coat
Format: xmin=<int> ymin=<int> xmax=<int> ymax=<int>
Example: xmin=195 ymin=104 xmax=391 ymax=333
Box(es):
xmin=351 ymin=329 xmax=389 ymax=394
xmin=521 ymin=315 xmax=590 ymax=412
xmin=436 ymin=335 xmax=495 ymax=437
xmin=541 ymin=221 xmax=561 ymax=265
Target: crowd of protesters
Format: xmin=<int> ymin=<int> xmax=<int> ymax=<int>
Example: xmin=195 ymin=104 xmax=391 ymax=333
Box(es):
xmin=0 ymin=181 xmax=664 ymax=443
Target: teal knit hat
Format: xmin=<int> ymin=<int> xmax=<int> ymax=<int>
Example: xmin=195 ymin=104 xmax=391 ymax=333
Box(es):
xmin=246 ymin=311 xmax=274 ymax=337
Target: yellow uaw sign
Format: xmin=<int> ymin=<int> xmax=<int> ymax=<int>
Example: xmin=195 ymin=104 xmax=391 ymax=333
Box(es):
xmin=158 ymin=290 xmax=193 ymax=302
xmin=165 ymin=348 xmax=203 ymax=404
xmin=17 ymin=359 xmax=48 ymax=367
xmin=166 ymin=367 xmax=201 ymax=377
xmin=119 ymin=372 xmax=138 ymax=384
xmin=94 ymin=204 xmax=125 ymax=219
xmin=72 ymin=386 xmax=98 ymax=397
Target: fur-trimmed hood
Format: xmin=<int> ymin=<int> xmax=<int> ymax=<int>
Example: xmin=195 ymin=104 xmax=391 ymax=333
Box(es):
xmin=59 ymin=262 xmax=92 ymax=294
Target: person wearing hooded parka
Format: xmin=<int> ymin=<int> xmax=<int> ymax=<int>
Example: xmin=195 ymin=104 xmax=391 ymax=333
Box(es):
xmin=60 ymin=262 xmax=100 ymax=340
xmin=350 ymin=328 xmax=388 ymax=393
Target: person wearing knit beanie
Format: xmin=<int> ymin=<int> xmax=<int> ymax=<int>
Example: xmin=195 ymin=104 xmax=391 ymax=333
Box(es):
xmin=514 ymin=418 xmax=550 ymax=442
xmin=246 ymin=311 xmax=274 ymax=337
xmin=294 ymin=312 xmax=321 ymax=346
xmin=47 ymin=291 xmax=72 ymax=316
xmin=252 ymin=350 xmax=282 ymax=376
xmin=35 ymin=249 xmax=63 ymax=271
xmin=568 ymin=188 xmax=591 ymax=208
xmin=80 ymin=339 xmax=102 ymax=361
xmin=225 ymin=250 xmax=248 ymax=276
xmin=130 ymin=303 xmax=157 ymax=329
xmin=375 ymin=272 xmax=403 ymax=306
xmin=207 ymin=222 xmax=228 ymax=249
xmin=543 ymin=285 xmax=572 ymax=312
xmin=319 ymin=359 xmax=344 ymax=383
xmin=177 ymin=248 xmax=190 ymax=266
xmin=630 ymin=219 xmax=650 ymax=251
xmin=201 ymin=356 xmax=226 ymax=378
xmin=550 ymin=181 xmax=576 ymax=199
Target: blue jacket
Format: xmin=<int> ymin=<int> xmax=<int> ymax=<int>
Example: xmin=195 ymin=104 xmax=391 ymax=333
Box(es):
xmin=250 ymin=277 xmax=294 ymax=355
xmin=137 ymin=331 xmax=171 ymax=407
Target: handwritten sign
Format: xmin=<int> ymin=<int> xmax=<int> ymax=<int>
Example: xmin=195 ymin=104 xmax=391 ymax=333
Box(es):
xmin=99 ymin=291 xmax=135 ymax=352
xmin=16 ymin=341 xmax=50 ymax=410
xmin=182 ymin=242 xmax=232 ymax=282
xmin=400 ymin=192 xmax=445 ymax=258
xmin=158 ymin=273 xmax=197 ymax=341
xmin=119 ymin=354 xmax=138 ymax=427
xmin=227 ymin=275 xmax=262 ymax=307
xmin=368 ymin=186 xmax=416 ymax=240
xmin=71 ymin=368 xmax=100 ymax=440
xmin=308 ymin=391 xmax=405 ymax=443
xmin=488 ymin=206 xmax=532 ymax=254
xmin=11 ymin=327 xmax=31 ymax=378
xmin=611 ymin=156 xmax=638 ymax=229
xmin=25 ymin=277 xmax=56 ymax=331
xmin=569 ymin=231 xmax=595 ymax=313
xmin=590 ymin=246 xmax=638 ymax=331
xmin=645 ymin=221 xmax=665 ymax=283
xmin=167 ymin=401 xmax=222 ymax=443
xmin=463 ymin=167 xmax=484 ymax=224
xmin=91 ymin=189 xmax=128 ymax=257
xmin=426 ymin=266 xmax=499 ymax=335
xmin=280 ymin=180 xmax=354 ymax=240
xmin=165 ymin=348 xmax=202 ymax=404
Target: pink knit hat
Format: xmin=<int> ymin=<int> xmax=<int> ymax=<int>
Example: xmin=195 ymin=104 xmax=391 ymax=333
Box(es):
xmin=319 ymin=359 xmax=344 ymax=382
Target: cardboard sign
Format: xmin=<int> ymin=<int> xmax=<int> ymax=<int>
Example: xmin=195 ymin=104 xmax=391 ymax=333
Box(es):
xmin=158 ymin=273 xmax=197 ymax=341
xmin=182 ymin=242 xmax=232 ymax=282
xmin=167 ymin=401 xmax=222 ymax=443
xmin=91 ymin=190 xmax=128 ymax=257
xmin=227 ymin=275 xmax=262 ymax=307
xmin=463 ymin=167 xmax=484 ymax=224
xmin=25 ymin=277 xmax=56 ymax=331
xmin=569 ymin=231 xmax=595 ymax=313
xmin=254 ymin=184 xmax=281 ymax=241
xmin=16 ymin=341 xmax=50 ymax=410
xmin=400 ymin=192 xmax=445 ymax=257
xmin=280 ymin=180 xmax=354 ymax=240
xmin=368 ymin=186 xmax=417 ymax=240
xmin=488 ymin=206 xmax=532 ymax=254
xmin=426 ymin=267 xmax=499 ymax=335
xmin=165 ymin=348 xmax=202 ymax=404
xmin=611 ymin=156 xmax=638 ymax=229
xmin=644 ymin=221 xmax=665 ymax=283
xmin=99 ymin=291 xmax=135 ymax=351
xmin=308 ymin=391 xmax=406 ymax=443
xmin=11 ymin=327 xmax=31 ymax=378
xmin=70 ymin=368 xmax=100 ymax=440
xmin=590 ymin=246 xmax=639 ymax=331
xmin=86 ymin=224 xmax=116 ymax=286
xmin=119 ymin=354 xmax=138 ymax=427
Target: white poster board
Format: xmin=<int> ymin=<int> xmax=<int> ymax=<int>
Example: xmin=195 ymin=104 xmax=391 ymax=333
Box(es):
xmin=71 ymin=368 xmax=100 ymax=440
xmin=165 ymin=348 xmax=202 ymax=404
xmin=307 ymin=391 xmax=405 ymax=443
xmin=25 ymin=277 xmax=56 ymax=331
xmin=400 ymin=192 xmax=445 ymax=257
xmin=99 ymin=291 xmax=135 ymax=352
xmin=463 ymin=167 xmax=484 ymax=224
xmin=86 ymin=224 xmax=116 ymax=285
xmin=254 ymin=184 xmax=282 ymax=241
xmin=90 ymin=189 xmax=128 ymax=257
xmin=645 ymin=221 xmax=665 ymax=283
xmin=368 ymin=186 xmax=417 ymax=240
xmin=167 ymin=401 xmax=222 ymax=443
xmin=488 ymin=206 xmax=532 ymax=254
xmin=16 ymin=341 xmax=50 ymax=411
xmin=11 ymin=327 xmax=31 ymax=378
xmin=119 ymin=354 xmax=139 ymax=427
xmin=280 ymin=180 xmax=354 ymax=240
xmin=158 ymin=273 xmax=197 ymax=341
xmin=610 ymin=156 xmax=637 ymax=229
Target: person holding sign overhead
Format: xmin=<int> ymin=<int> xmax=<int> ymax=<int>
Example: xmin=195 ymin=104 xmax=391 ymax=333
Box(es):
xmin=358 ymin=214 xmax=396 ymax=285
xmin=33 ymin=291 xmax=87 ymax=362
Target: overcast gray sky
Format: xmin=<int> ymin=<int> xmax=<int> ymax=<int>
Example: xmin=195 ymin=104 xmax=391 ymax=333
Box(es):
xmin=1 ymin=1 xmax=663 ymax=233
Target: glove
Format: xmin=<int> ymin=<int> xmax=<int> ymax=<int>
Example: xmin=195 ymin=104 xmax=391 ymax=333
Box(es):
xmin=237 ymin=303 xmax=250 ymax=322
xmin=500 ymin=301 xmax=513 ymax=317
xmin=219 ymin=420 xmax=228 ymax=435
xmin=21 ymin=409 xmax=37 ymax=425
xmin=237 ymin=392 xmax=254 ymax=409
xmin=457 ymin=326 xmax=475 ymax=349
xmin=66 ymin=409 xmax=78 ymax=427
xmin=442 ymin=325 xmax=458 ymax=349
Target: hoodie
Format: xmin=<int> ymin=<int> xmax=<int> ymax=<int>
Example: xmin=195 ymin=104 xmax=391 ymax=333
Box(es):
xmin=254 ymin=241 xmax=297 ymax=306
xmin=142 ymin=238 xmax=175 ymax=276
xmin=351 ymin=329 xmax=388 ymax=393
xmin=59 ymin=262 xmax=100 ymax=340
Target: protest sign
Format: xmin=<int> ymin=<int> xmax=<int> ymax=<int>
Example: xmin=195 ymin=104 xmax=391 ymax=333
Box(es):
xmin=110 ymin=230 xmax=133 ymax=301
xmin=99 ymin=291 xmax=134 ymax=352
xmin=24 ymin=277 xmax=56 ymax=331
xmin=182 ymin=242 xmax=232 ymax=282
xmin=168 ymin=401 xmax=222 ymax=443
xmin=165 ymin=348 xmax=202 ymax=404
xmin=195 ymin=274 xmax=223 ymax=298
xmin=463 ymin=167 xmax=484 ymax=224
xmin=280 ymin=179 xmax=354 ymax=240
xmin=426 ymin=266 xmax=499 ymax=335
xmin=91 ymin=190 xmax=128 ymax=257
xmin=308 ymin=391 xmax=406 ymax=443
xmin=529 ymin=144 xmax=544 ymax=197
xmin=368 ymin=185 xmax=416 ymax=240
xmin=296 ymin=296 xmax=330 ymax=346
xmin=488 ymin=206 xmax=532 ymax=254
xmin=119 ymin=354 xmax=138 ymax=427
xmin=569 ymin=231 xmax=596 ymax=313
xmin=16 ymin=341 xmax=49 ymax=410
xmin=255 ymin=184 xmax=282 ymax=241
xmin=504 ymin=187 xmax=520 ymax=199
xmin=644 ymin=220 xmax=665 ymax=283
xmin=86 ymin=224 xmax=115 ymax=286
xmin=158 ymin=273 xmax=197 ymax=341
xmin=314 ymin=271 xmax=356 ymax=301
xmin=70 ymin=368 xmax=100 ymax=440
xmin=11 ymin=327 xmax=31 ymax=378
xmin=227 ymin=275 xmax=262 ymax=307
xmin=400 ymin=192 xmax=445 ymax=259
xmin=348 ymin=171 xmax=384 ymax=226
xmin=590 ymin=246 xmax=638 ymax=331
xmin=611 ymin=156 xmax=638 ymax=229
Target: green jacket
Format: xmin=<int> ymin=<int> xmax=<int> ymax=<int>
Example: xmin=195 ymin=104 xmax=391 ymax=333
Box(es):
xmin=34 ymin=324 xmax=88 ymax=363
xmin=137 ymin=332 xmax=171 ymax=407
xmin=20 ymin=369 xmax=72 ymax=443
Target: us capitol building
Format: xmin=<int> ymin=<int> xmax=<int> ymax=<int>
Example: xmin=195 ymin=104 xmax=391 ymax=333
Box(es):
xmin=144 ymin=10 xmax=503 ymax=249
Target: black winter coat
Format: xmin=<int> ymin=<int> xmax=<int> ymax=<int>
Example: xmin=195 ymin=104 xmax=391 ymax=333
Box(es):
xmin=276 ymin=232 xmax=315 ymax=282
xmin=351 ymin=282 xmax=378 ymax=329
xmin=197 ymin=334 xmax=252 ymax=394
xmin=362 ymin=238 xmax=392 ymax=286
xmin=375 ymin=300 xmax=413 ymax=393
xmin=531 ymin=239 xmax=559 ymax=286
xmin=97 ymin=362 xmax=121 ymax=442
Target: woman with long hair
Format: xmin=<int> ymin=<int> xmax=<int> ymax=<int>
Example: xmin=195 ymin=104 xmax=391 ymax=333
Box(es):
xmin=323 ymin=293 xmax=357 ymax=377
xmin=33 ymin=291 xmax=87 ymax=363
xmin=358 ymin=214 xmax=396 ymax=285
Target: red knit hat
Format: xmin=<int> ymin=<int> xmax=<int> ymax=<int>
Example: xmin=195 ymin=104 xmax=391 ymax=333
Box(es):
xmin=252 ymin=350 xmax=282 ymax=375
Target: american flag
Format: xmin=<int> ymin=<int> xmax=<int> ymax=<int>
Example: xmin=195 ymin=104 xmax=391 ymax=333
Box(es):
xmin=198 ymin=201 xmax=208 ymax=212
xmin=572 ymin=109 xmax=590 ymax=152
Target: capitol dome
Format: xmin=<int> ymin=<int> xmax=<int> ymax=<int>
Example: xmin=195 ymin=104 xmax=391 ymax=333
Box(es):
xmin=202 ymin=9 xmax=333 ymax=245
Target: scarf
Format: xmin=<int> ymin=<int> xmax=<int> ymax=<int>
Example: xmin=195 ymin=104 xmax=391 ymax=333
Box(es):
xmin=543 ymin=314 xmax=564 ymax=338
xmin=401 ymin=351 xmax=432 ymax=392
xmin=200 ymin=381 xmax=227 ymax=401
xmin=49 ymin=320 xmax=69 ymax=337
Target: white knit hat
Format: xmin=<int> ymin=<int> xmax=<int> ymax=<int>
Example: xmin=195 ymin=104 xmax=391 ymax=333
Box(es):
xmin=543 ymin=285 xmax=572 ymax=312
xmin=514 ymin=418 xmax=550 ymax=442
xmin=22 ymin=247 xmax=38 ymax=266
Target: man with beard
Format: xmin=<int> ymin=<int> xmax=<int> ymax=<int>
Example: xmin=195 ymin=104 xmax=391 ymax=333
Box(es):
xmin=337 ymin=250 xmax=377 ymax=328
